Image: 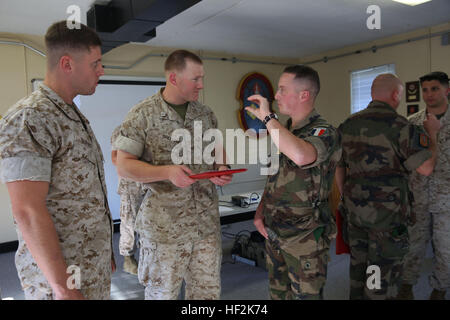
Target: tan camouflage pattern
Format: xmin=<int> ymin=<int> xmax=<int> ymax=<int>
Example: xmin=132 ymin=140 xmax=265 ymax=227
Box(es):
xmin=111 ymin=125 xmax=143 ymax=196
xmin=114 ymin=89 xmax=220 ymax=244
xmin=402 ymin=107 xmax=450 ymax=290
xmin=111 ymin=125 xmax=144 ymax=256
xmin=0 ymin=84 xmax=113 ymax=299
xmin=23 ymin=283 xmax=111 ymax=300
xmin=138 ymin=234 xmax=222 ymax=300
xmin=408 ymin=108 xmax=450 ymax=213
xmin=118 ymin=183 xmax=145 ymax=256
xmin=262 ymin=109 xmax=341 ymax=300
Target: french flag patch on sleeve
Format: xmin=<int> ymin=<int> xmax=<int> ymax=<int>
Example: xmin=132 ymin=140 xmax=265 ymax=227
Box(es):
xmin=311 ymin=127 xmax=327 ymax=136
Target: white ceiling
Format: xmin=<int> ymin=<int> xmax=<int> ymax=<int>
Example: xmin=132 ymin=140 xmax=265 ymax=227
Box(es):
xmin=0 ymin=0 xmax=449 ymax=58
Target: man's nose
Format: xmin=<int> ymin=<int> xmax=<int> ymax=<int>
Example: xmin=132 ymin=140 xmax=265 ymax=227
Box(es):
xmin=98 ymin=64 xmax=105 ymax=77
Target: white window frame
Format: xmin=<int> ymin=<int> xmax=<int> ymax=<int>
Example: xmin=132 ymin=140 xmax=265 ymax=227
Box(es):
xmin=350 ymin=64 xmax=396 ymax=114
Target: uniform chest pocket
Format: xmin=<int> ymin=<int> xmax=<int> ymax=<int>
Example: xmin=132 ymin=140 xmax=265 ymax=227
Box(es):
xmin=147 ymin=124 xmax=187 ymax=165
xmin=64 ymin=136 xmax=99 ymax=194
xmin=74 ymin=134 xmax=98 ymax=164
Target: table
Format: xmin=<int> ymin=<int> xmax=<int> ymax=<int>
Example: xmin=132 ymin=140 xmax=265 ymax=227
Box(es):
xmin=219 ymin=190 xmax=263 ymax=225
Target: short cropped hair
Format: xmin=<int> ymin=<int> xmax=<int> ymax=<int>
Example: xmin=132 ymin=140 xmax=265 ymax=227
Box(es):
xmin=45 ymin=20 xmax=101 ymax=68
xmin=283 ymin=65 xmax=321 ymax=98
xmin=164 ymin=50 xmax=203 ymax=72
xmin=371 ymin=73 xmax=402 ymax=96
xmin=419 ymin=71 xmax=449 ymax=87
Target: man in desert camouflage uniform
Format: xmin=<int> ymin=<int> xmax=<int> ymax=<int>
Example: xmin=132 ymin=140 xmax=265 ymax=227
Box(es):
xmin=246 ymin=65 xmax=342 ymax=300
xmin=115 ymin=50 xmax=232 ymax=300
xmin=336 ymin=73 xmax=439 ymax=300
xmin=110 ymin=125 xmax=144 ymax=275
xmin=398 ymin=71 xmax=449 ymax=300
xmin=0 ymin=21 xmax=114 ymax=300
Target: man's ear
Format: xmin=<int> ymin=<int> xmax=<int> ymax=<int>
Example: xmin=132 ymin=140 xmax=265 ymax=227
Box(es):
xmin=392 ymin=89 xmax=401 ymax=102
xmin=168 ymin=72 xmax=177 ymax=86
xmin=59 ymin=55 xmax=72 ymax=74
xmin=299 ymin=90 xmax=310 ymax=102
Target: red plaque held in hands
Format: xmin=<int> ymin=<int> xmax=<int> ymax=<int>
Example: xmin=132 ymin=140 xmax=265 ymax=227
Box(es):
xmin=189 ymin=168 xmax=247 ymax=180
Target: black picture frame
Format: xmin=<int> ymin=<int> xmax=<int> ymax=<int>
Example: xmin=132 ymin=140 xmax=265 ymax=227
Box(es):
xmin=406 ymin=81 xmax=420 ymax=103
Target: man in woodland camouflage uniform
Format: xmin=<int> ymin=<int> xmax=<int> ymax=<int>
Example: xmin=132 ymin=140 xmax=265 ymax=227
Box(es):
xmin=398 ymin=71 xmax=449 ymax=300
xmin=336 ymin=73 xmax=439 ymax=300
xmin=247 ymin=65 xmax=341 ymax=300
xmin=0 ymin=21 xmax=114 ymax=300
xmin=114 ymin=50 xmax=232 ymax=300
xmin=111 ymin=125 xmax=144 ymax=275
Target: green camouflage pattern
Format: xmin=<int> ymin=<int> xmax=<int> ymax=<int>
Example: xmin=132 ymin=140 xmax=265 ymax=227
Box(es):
xmin=263 ymin=109 xmax=342 ymax=242
xmin=265 ymin=230 xmax=330 ymax=300
xmin=348 ymin=222 xmax=408 ymax=299
xmin=338 ymin=100 xmax=433 ymax=300
xmin=262 ymin=109 xmax=341 ymax=300
xmin=338 ymin=100 xmax=432 ymax=231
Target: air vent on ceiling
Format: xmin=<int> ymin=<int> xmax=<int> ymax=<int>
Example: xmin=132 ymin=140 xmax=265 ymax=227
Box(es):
xmin=87 ymin=0 xmax=201 ymax=54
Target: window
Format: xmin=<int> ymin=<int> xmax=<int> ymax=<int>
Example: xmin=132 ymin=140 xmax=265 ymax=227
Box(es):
xmin=350 ymin=64 xmax=395 ymax=114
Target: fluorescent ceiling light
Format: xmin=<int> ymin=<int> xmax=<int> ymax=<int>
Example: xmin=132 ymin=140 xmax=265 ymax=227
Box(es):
xmin=392 ymin=0 xmax=432 ymax=6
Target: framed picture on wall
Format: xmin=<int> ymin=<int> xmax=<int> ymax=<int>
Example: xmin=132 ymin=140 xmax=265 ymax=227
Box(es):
xmin=407 ymin=104 xmax=419 ymax=116
xmin=236 ymin=72 xmax=274 ymax=138
xmin=406 ymin=81 xmax=420 ymax=103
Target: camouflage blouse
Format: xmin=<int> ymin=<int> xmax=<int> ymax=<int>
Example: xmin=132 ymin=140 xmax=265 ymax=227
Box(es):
xmin=0 ymin=84 xmax=113 ymax=294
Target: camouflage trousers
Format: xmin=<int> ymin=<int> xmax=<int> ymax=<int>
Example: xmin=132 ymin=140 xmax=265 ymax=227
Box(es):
xmin=266 ymin=230 xmax=330 ymax=300
xmin=402 ymin=210 xmax=450 ymax=291
xmin=23 ymin=283 xmax=111 ymax=300
xmin=119 ymin=192 xmax=140 ymax=257
xmin=138 ymin=234 xmax=222 ymax=300
xmin=348 ymin=222 xmax=409 ymax=299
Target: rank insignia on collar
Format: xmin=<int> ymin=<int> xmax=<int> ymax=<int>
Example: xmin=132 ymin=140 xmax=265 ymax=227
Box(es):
xmin=311 ymin=127 xmax=327 ymax=136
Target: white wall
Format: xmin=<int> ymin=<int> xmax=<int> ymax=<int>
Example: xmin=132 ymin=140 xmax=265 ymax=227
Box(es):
xmin=78 ymin=78 xmax=164 ymax=221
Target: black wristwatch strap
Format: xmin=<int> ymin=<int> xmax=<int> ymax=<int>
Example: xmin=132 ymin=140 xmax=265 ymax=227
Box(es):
xmin=263 ymin=113 xmax=278 ymax=125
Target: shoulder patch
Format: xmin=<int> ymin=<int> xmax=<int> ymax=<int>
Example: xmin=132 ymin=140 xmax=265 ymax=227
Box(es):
xmin=419 ymin=133 xmax=429 ymax=147
xmin=311 ymin=127 xmax=327 ymax=136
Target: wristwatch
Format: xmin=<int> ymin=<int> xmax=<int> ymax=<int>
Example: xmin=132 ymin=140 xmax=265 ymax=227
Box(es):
xmin=263 ymin=113 xmax=278 ymax=125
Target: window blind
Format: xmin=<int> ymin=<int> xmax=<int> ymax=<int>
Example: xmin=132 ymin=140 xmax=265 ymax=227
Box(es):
xmin=350 ymin=64 xmax=395 ymax=114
